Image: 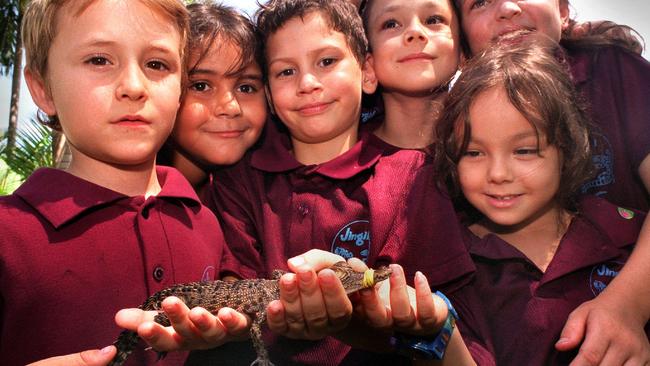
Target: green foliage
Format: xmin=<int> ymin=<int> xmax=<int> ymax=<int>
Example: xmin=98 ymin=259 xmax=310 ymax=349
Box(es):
xmin=0 ymin=0 xmax=23 ymax=76
xmin=2 ymin=119 xmax=54 ymax=181
xmin=0 ymin=140 xmax=22 ymax=195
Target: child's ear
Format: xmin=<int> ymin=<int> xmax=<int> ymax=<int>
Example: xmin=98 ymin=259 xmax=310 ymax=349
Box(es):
xmin=362 ymin=54 xmax=378 ymax=94
xmin=264 ymin=84 xmax=276 ymax=115
xmin=24 ymin=68 xmax=56 ymax=116
xmin=559 ymin=0 xmax=571 ymax=32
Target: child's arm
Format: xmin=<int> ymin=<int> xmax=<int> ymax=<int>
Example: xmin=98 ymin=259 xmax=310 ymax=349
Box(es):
xmin=26 ymin=347 xmax=116 ymax=366
xmin=557 ymin=208 xmax=650 ymax=365
xmin=557 ymin=158 xmax=650 ymax=364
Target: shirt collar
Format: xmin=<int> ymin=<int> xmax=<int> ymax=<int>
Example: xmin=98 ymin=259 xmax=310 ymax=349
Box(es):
xmin=15 ymin=166 xmax=201 ymax=228
xmin=250 ymin=121 xmax=396 ymax=180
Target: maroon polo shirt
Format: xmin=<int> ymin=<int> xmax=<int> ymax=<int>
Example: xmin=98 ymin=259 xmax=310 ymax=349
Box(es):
xmin=454 ymin=196 xmax=649 ymax=365
xmin=568 ymin=45 xmax=650 ymax=211
xmin=0 ymin=166 xmax=237 ymax=366
xmin=202 ymin=122 xmax=475 ymax=365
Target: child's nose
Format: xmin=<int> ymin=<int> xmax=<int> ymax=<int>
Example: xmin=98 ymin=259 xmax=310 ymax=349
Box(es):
xmin=116 ymin=64 xmax=146 ymax=101
xmin=214 ymin=91 xmax=241 ymax=118
xmin=487 ymin=156 xmax=513 ymax=183
xmin=298 ymin=72 xmax=322 ymax=94
xmin=497 ymin=0 xmax=523 ymax=20
xmin=404 ymin=21 xmax=427 ymax=44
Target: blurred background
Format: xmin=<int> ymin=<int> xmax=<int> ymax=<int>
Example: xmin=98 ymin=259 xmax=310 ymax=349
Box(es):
xmin=0 ymin=0 xmax=647 ymax=192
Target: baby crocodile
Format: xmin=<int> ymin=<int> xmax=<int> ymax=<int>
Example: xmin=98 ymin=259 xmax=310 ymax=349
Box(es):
xmin=109 ymin=261 xmax=392 ymax=366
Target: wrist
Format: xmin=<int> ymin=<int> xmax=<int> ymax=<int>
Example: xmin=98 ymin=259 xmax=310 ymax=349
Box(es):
xmin=391 ymin=291 xmax=458 ymax=360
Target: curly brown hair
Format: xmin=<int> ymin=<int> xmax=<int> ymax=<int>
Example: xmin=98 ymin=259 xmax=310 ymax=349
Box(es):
xmin=434 ymin=34 xmax=593 ymax=213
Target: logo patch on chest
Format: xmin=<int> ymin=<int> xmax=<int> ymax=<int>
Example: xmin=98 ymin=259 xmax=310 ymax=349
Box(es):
xmin=331 ymin=220 xmax=371 ymax=262
xmin=589 ymin=261 xmax=623 ymax=296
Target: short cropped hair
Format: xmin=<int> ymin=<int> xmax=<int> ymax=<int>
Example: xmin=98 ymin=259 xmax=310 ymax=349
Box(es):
xmin=435 ymin=35 xmax=593 ymax=212
xmin=22 ymin=0 xmax=189 ymax=128
xmin=187 ymin=1 xmax=262 ymax=77
xmin=255 ymin=0 xmax=367 ymax=72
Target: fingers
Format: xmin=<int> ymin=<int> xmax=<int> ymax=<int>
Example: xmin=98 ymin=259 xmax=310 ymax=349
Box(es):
xmin=287 ymin=249 xmax=345 ymax=272
xmin=27 ymin=346 xmax=116 ymax=366
xmin=414 ymin=271 xmax=441 ymax=333
xmin=114 ymin=308 xmax=157 ymax=331
xmin=388 ymin=264 xmax=416 ymax=330
xmin=160 ymin=296 xmax=195 ymax=341
xmin=277 ymin=273 xmax=307 ymax=337
xmin=357 ymin=286 xmax=392 ymax=328
xmin=318 ymin=268 xmax=353 ymax=331
xmin=556 ymin=306 xmax=588 ymax=351
xmin=295 ymin=268 xmax=329 ymax=338
xmin=266 ymin=299 xmax=289 ymax=334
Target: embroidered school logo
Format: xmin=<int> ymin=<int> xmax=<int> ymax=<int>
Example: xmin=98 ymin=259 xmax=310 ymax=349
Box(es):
xmin=589 ymin=261 xmax=623 ymax=296
xmin=581 ymin=133 xmax=614 ymax=197
xmin=331 ymin=220 xmax=371 ymax=262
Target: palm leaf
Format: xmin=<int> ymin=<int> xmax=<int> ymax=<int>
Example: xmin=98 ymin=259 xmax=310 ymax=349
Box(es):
xmin=3 ymin=119 xmax=54 ymax=179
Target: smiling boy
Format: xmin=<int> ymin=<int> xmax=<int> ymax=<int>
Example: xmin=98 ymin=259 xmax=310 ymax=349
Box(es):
xmin=200 ymin=0 xmax=476 ymax=364
xmin=0 ymin=1 xmax=244 ymax=365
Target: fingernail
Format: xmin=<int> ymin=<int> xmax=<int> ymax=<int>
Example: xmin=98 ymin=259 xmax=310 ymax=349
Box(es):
xmin=288 ymin=256 xmax=305 ymax=268
xmin=298 ymin=269 xmax=313 ymax=284
xmin=101 ymin=346 xmax=114 ymax=354
xmin=555 ymin=338 xmax=568 ymax=345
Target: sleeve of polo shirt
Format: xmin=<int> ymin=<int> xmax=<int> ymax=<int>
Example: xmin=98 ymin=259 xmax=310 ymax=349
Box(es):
xmin=206 ymin=165 xmax=266 ymax=280
xmin=447 ymin=282 xmax=497 ymax=366
xmin=602 ymin=47 xmax=650 ymax=170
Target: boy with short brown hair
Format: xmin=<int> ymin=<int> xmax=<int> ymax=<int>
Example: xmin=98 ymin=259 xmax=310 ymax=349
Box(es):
xmin=0 ymin=1 xmax=244 ymax=365
xmin=198 ymin=0 xmax=476 ymax=364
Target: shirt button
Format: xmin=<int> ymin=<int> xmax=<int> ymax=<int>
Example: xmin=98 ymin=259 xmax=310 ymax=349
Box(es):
xmin=153 ymin=266 xmax=165 ymax=282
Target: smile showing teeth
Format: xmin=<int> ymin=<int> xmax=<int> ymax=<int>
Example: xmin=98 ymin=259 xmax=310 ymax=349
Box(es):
xmin=490 ymin=195 xmax=517 ymax=200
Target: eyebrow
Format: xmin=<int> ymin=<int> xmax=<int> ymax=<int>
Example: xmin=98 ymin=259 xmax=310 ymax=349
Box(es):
xmin=78 ymin=38 xmax=178 ymax=56
xmin=379 ymin=1 xmax=444 ymax=15
xmin=189 ymin=68 xmax=263 ymax=81
xmin=268 ymin=44 xmax=346 ymax=69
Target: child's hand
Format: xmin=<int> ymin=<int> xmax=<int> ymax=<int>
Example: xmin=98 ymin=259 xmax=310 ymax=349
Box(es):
xmin=356 ymin=264 xmax=448 ymax=336
xmin=556 ymin=298 xmax=650 ymax=365
xmin=266 ymin=249 xmax=353 ymax=340
xmin=27 ymin=346 xmax=116 ymax=366
xmin=114 ymin=297 xmax=250 ymax=352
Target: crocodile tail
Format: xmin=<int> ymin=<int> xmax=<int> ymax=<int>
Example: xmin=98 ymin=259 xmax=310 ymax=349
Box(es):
xmin=108 ymin=329 xmax=140 ymax=366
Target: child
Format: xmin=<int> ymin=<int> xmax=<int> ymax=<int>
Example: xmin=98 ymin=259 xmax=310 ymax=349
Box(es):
xmin=157 ymin=2 xmax=268 ymax=194
xmin=197 ymin=0 xmax=478 ymax=364
xmin=0 ymin=0 xmax=246 ymax=365
xmin=435 ymin=37 xmax=649 ymax=365
xmin=361 ymin=0 xmax=462 ymax=149
xmin=453 ymin=1 xmax=650 ymax=363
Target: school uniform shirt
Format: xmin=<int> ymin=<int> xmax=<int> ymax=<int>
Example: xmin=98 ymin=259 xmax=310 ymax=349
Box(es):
xmin=200 ymin=122 xmax=475 ymax=365
xmin=568 ymin=45 xmax=650 ymax=211
xmin=0 ymin=166 xmax=238 ymax=366
xmin=456 ymin=196 xmax=649 ymax=366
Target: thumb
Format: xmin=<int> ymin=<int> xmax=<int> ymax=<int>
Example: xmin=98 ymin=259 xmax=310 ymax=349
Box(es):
xmin=287 ymin=249 xmax=345 ymax=272
xmin=28 ymin=346 xmax=116 ymax=366
xmin=555 ymin=310 xmax=587 ymax=351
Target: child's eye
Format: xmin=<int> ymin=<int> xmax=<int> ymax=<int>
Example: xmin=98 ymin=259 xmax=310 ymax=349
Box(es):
xmin=381 ymin=19 xmax=399 ymax=30
xmin=238 ymin=84 xmax=258 ymax=94
xmin=319 ymin=58 xmax=337 ymax=67
xmin=147 ymin=60 xmax=169 ymax=71
xmin=463 ymin=150 xmax=482 ymax=158
xmin=189 ymin=81 xmax=211 ymax=92
xmin=426 ymin=15 xmax=444 ymax=25
xmin=514 ymin=148 xmax=539 ymax=156
xmin=276 ymin=68 xmax=295 ymax=78
xmin=85 ymin=56 xmax=110 ymax=66
xmin=469 ymin=0 xmax=489 ymax=10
